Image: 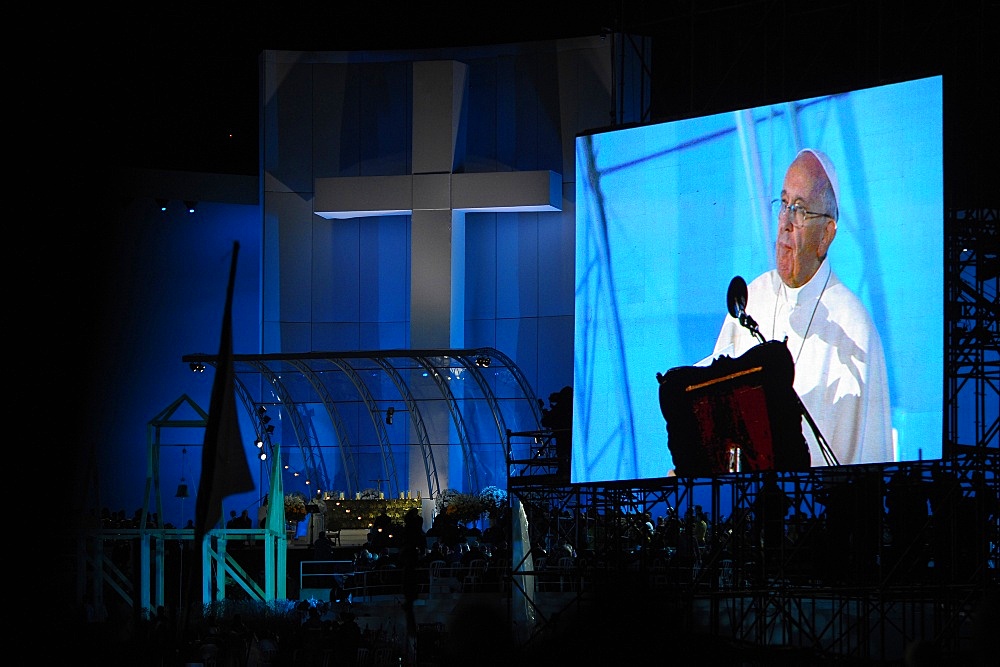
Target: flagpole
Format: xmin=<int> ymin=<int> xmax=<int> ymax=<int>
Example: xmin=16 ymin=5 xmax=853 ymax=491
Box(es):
xmin=181 ymin=241 xmax=256 ymax=636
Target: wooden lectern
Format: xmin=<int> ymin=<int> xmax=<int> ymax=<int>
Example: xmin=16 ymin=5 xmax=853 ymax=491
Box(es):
xmin=657 ymin=340 xmax=810 ymax=477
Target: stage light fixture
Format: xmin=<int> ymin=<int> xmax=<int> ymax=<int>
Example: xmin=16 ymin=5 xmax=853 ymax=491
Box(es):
xmin=260 ymin=415 xmax=271 ymax=425
xmin=156 ymin=198 xmax=169 ymax=212
xmin=259 ymin=451 xmax=267 ymax=461
xmin=189 ymin=361 xmax=206 ymax=372
xmin=184 ymin=200 xmax=197 ymax=214
xmin=475 ymin=354 xmax=491 ymax=368
xmin=385 ymin=406 xmax=395 ymax=425
xmin=265 ymin=424 xmax=275 ymax=434
xmin=255 ymin=438 xmax=264 ymax=449
xmin=257 ymin=405 xmax=267 ymax=416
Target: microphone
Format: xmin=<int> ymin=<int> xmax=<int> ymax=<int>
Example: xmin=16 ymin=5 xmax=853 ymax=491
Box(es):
xmin=727 ymin=275 xmax=765 ymax=343
xmin=727 ymin=276 xmax=748 ymax=319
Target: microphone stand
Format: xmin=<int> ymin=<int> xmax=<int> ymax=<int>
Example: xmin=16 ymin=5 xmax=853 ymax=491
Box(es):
xmin=737 ymin=310 xmax=840 ymax=467
xmin=793 ymin=381 xmax=840 ymax=467
xmin=738 ymin=311 xmax=766 ymax=345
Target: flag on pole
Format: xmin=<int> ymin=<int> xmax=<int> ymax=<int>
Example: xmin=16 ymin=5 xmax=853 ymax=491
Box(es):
xmin=195 ymin=241 xmax=255 ymax=544
xmin=265 ymin=443 xmax=285 ymax=533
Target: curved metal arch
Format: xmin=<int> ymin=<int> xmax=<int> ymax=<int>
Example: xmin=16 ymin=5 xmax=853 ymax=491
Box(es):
xmin=373 ymin=358 xmax=441 ymax=500
xmin=185 ymin=348 xmax=548 ymax=502
xmin=455 ymin=345 xmax=545 ymax=444
xmin=414 ymin=355 xmax=478 ymax=492
xmin=453 ymin=354 xmax=509 ymax=464
xmin=231 ymin=377 xmax=273 ymax=453
xmin=227 ymin=368 xmax=277 ymax=496
xmin=475 ymin=347 xmax=546 ymax=468
xmin=325 ymin=357 xmax=401 ymax=498
xmin=285 ymin=359 xmax=352 ymax=494
xmin=483 ymin=347 xmax=546 ymax=426
xmin=281 ymin=405 xmax=330 ymax=493
xmin=241 ymin=360 xmax=317 ymax=493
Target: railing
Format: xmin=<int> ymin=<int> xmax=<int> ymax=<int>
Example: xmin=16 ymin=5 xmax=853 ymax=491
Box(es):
xmin=300 ymin=559 xmax=520 ymax=600
xmin=299 ymin=560 xmax=356 ymax=595
xmin=300 ymin=556 xmax=729 ymax=601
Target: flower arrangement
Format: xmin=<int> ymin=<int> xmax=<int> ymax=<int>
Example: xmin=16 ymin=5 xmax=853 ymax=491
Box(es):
xmin=478 ymin=485 xmax=508 ymax=517
xmin=434 ymin=488 xmax=460 ymax=515
xmin=284 ymin=493 xmax=307 ymax=522
xmin=436 ymin=488 xmax=486 ymax=524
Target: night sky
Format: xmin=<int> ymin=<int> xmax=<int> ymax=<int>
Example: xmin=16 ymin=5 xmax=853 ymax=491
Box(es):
xmin=50 ymin=2 xmax=996 ymax=203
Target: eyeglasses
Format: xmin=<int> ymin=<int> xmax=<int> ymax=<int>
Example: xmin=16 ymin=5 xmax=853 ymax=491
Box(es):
xmin=771 ymin=199 xmax=833 ymax=228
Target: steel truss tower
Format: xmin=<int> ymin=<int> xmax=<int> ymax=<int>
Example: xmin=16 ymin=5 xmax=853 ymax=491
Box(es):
xmin=507 ymin=208 xmax=997 ymax=661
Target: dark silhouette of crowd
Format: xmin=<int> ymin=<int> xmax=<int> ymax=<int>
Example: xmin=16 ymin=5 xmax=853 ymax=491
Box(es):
xmin=69 ymin=459 xmax=998 ymax=666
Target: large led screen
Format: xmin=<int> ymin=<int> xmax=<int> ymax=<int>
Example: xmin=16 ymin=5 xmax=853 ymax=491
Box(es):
xmin=573 ymin=76 xmax=943 ymax=483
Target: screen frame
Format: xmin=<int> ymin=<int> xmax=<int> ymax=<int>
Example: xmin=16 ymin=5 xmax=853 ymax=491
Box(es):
xmin=572 ymin=75 xmax=944 ymax=484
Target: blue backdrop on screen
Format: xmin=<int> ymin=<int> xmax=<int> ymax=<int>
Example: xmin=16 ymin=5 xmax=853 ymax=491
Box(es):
xmin=572 ymin=75 xmax=943 ymax=484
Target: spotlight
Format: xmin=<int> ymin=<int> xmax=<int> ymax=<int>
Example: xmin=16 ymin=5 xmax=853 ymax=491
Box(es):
xmin=189 ymin=361 xmax=206 ymax=372
xmin=475 ymin=355 xmax=491 ymax=368
xmin=255 ymin=438 xmax=264 ymax=449
xmin=184 ymin=200 xmax=197 ymax=214
xmin=257 ymin=405 xmax=267 ymax=416
xmin=260 ymin=415 xmax=272 ymax=425
xmin=259 ymin=451 xmax=267 ymax=461
xmin=385 ymin=407 xmax=395 ymax=425
xmin=156 ymin=198 xmax=168 ymax=212
xmin=265 ymin=424 xmax=275 ymax=434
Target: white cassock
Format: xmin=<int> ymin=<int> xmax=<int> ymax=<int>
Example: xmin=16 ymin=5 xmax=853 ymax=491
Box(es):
xmin=713 ymin=260 xmax=893 ymax=466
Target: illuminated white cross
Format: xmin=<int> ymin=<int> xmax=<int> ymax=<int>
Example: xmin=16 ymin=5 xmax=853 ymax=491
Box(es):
xmin=314 ymin=60 xmax=561 ymax=348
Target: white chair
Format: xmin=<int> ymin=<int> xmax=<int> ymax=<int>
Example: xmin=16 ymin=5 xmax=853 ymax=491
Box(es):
xmin=557 ymin=556 xmax=576 ymax=592
xmin=428 ymin=559 xmax=448 ymax=598
xmin=718 ymin=558 xmax=734 ymax=589
xmin=463 ymin=558 xmax=488 ymax=592
xmin=533 ymin=556 xmax=548 ymax=592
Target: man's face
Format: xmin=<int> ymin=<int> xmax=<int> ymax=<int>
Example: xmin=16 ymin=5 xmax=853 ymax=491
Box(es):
xmin=775 ymin=154 xmax=835 ymax=288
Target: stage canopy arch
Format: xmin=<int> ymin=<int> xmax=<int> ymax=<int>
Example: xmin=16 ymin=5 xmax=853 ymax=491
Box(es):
xmin=181 ymin=347 xmax=544 ymax=502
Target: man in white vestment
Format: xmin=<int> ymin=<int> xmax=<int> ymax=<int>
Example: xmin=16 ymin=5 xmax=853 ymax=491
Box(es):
xmin=713 ymin=148 xmax=893 ymax=466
